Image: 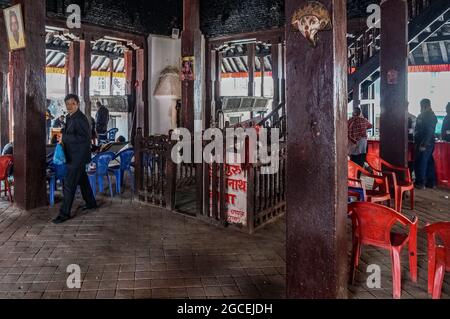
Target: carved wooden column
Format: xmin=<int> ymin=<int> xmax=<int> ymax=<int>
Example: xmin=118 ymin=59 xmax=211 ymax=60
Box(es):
xmin=285 ymin=0 xmax=348 ymax=298
xmin=10 ymin=0 xmax=47 ymax=209
xmin=380 ymin=0 xmax=408 ymax=167
xmin=0 ymin=13 xmax=9 ymax=149
xmin=79 ymin=36 xmax=92 ymax=116
xmin=67 ymin=40 xmax=80 ymax=95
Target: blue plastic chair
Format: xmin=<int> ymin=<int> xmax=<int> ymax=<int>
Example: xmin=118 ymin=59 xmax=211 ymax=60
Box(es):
xmin=48 ymin=162 xmax=67 ymax=207
xmin=109 ymin=148 xmax=134 ymax=195
xmin=88 ymin=152 xmax=116 ymax=198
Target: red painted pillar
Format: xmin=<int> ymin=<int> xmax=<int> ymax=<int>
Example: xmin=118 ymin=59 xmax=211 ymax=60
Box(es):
xmin=380 ymin=0 xmax=408 ymax=167
xmin=285 ymin=0 xmax=348 ymax=298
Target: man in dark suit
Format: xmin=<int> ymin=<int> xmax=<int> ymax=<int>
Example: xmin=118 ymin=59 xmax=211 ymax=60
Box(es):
xmin=95 ymin=101 xmax=109 ymax=135
xmin=52 ymin=94 xmax=97 ymax=224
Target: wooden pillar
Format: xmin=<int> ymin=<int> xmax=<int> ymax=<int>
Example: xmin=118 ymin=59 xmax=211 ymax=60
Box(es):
xmin=10 ymin=0 xmax=47 ymax=210
xmin=285 ymin=0 xmax=348 ymax=298
xmin=247 ymin=43 xmax=255 ymax=97
xmin=260 ymin=56 xmax=265 ymax=97
xmin=214 ymin=50 xmax=222 ymax=121
xmin=79 ymin=36 xmax=91 ymax=116
xmin=181 ymin=0 xmax=202 ymax=133
xmin=0 ymin=13 xmax=10 ymax=149
xmin=109 ymin=58 xmax=114 ymax=96
xmin=271 ymin=42 xmax=280 ymax=110
xmin=67 ymin=40 xmax=80 ymax=95
xmin=125 ymin=49 xmax=136 ymax=141
xmin=380 ymin=0 xmax=408 ymax=167
xmin=136 ymin=48 xmax=148 ymax=136
xmin=353 ymin=83 xmax=360 ymax=110
xmin=205 ymin=46 xmax=213 ymax=128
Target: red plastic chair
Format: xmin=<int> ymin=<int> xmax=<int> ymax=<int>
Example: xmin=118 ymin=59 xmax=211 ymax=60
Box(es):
xmin=424 ymin=222 xmax=450 ymax=299
xmin=0 ymin=155 xmax=13 ymax=202
xmin=366 ymin=153 xmax=414 ymax=213
xmin=348 ymin=178 xmax=366 ymax=202
xmin=348 ymin=160 xmax=391 ymax=206
xmin=348 ymin=202 xmax=418 ymax=299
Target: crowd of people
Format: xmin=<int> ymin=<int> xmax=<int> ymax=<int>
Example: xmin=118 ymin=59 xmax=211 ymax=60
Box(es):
xmin=348 ymin=99 xmax=450 ymax=189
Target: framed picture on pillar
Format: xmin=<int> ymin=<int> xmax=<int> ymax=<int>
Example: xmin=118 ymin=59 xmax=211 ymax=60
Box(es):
xmin=180 ymin=56 xmax=195 ymax=81
xmin=3 ymin=4 xmax=26 ymax=51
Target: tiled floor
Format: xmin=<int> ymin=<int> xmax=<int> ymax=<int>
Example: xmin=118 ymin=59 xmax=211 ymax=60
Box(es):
xmin=0 ymin=187 xmax=449 ymax=299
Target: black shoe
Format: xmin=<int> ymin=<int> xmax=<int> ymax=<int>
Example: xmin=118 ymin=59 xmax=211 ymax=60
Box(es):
xmin=414 ymin=183 xmax=425 ymax=190
xmin=81 ymin=204 xmax=98 ymax=211
xmin=52 ymin=215 xmax=70 ymax=224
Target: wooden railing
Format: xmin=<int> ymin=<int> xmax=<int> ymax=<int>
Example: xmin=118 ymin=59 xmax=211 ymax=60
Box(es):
xmin=135 ymin=121 xmax=286 ymax=234
xmin=134 ymin=129 xmax=174 ymax=208
xmin=348 ymin=0 xmax=436 ymax=73
xmin=247 ymin=142 xmax=286 ymax=233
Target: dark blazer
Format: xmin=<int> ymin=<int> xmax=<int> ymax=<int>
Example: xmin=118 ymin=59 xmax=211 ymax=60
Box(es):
xmin=95 ymin=105 xmax=109 ymax=134
xmin=62 ymin=110 xmax=92 ymax=166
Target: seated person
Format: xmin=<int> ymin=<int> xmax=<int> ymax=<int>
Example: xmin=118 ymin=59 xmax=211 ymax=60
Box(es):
xmin=2 ymin=142 xmax=13 ymax=156
xmin=92 ymin=136 xmax=128 ymax=154
xmin=53 ymin=115 xmax=66 ymax=129
xmin=50 ymin=134 xmax=59 ymax=145
xmin=1 ymin=142 xmax=13 ymax=176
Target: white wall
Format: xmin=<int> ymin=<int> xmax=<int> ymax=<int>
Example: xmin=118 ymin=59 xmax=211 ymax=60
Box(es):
xmin=46 ymin=73 xmax=66 ymax=99
xmin=148 ymin=35 xmax=181 ymax=135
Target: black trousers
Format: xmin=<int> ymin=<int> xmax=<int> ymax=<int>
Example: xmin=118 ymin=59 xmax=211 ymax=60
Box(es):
xmin=60 ymin=163 xmax=97 ymax=218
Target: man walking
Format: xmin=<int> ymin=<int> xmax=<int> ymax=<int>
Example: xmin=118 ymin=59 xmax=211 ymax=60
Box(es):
xmin=52 ymin=94 xmax=97 ymax=224
xmin=414 ymin=98 xmax=438 ymax=189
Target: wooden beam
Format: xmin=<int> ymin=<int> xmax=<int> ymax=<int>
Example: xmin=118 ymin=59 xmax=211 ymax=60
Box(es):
xmin=285 ymin=0 xmax=348 ymax=298
xmin=380 ymin=0 xmax=408 ymax=167
xmin=79 ymin=36 xmax=92 ymax=116
xmin=11 ymin=0 xmax=47 ymax=209
xmin=247 ymin=43 xmax=255 ymax=97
